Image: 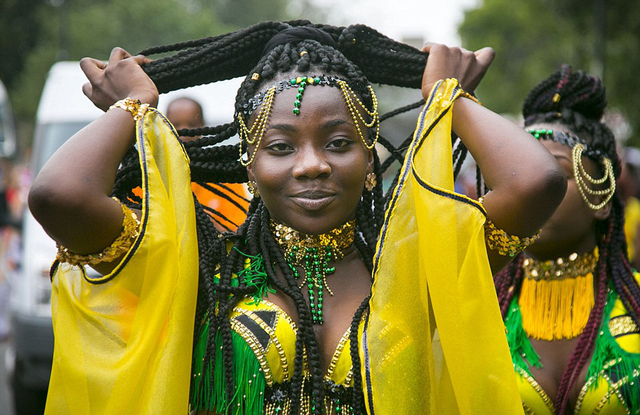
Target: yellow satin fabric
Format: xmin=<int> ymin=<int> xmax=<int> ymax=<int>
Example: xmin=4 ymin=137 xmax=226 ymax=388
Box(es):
xmin=45 ymin=110 xmax=199 ymax=414
xmin=361 ymin=79 xmax=523 ymax=414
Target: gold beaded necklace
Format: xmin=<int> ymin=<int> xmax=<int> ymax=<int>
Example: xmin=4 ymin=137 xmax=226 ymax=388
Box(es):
xmin=270 ymin=219 xmax=355 ymax=324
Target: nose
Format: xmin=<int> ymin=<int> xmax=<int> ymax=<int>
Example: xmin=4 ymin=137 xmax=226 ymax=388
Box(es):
xmin=292 ymin=145 xmax=331 ymax=179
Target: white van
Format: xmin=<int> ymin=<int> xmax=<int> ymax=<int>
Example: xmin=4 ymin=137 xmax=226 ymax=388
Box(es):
xmin=0 ymin=79 xmax=17 ymax=158
xmin=7 ymin=60 xmax=241 ymax=413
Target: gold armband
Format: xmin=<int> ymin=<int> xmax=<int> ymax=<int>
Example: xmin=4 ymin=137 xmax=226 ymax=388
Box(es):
xmin=457 ymin=88 xmax=482 ymax=106
xmin=56 ymin=197 xmax=140 ymax=266
xmin=109 ymin=97 xmax=149 ymax=121
xmin=479 ymin=197 xmax=540 ymax=257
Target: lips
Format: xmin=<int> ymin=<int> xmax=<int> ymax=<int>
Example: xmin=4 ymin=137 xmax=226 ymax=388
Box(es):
xmin=290 ymin=190 xmax=336 ymax=211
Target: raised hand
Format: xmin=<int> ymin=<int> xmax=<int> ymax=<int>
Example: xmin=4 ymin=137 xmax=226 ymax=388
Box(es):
xmin=80 ymin=47 xmax=158 ymax=111
xmin=420 ymin=43 xmax=495 ymax=99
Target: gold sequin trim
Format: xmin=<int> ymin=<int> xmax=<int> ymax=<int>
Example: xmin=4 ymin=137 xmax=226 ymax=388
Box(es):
xmin=271 ymin=219 xmax=355 ymax=256
xmin=479 ymin=197 xmax=540 ymax=257
xmin=242 ymin=308 xmax=290 ymax=380
xmin=324 ymin=327 xmax=351 ymax=382
xmin=578 ymin=361 xmax=638 ymax=415
xmin=56 ymin=197 xmax=140 ymax=266
xmin=260 ymin=299 xmax=298 ymax=330
xmin=575 ymin=371 xmax=597 ymax=414
xmin=522 ymin=402 xmax=535 ymax=415
xmin=516 ymin=366 xmax=555 ymax=413
xmin=457 ymin=88 xmax=482 ymax=105
xmin=608 ymin=315 xmax=640 ymax=337
xmin=522 ymin=251 xmax=598 ymax=281
xmin=594 ymin=374 xmax=631 ymax=415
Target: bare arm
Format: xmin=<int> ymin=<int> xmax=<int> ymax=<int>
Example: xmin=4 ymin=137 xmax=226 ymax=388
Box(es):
xmin=28 ymin=48 xmax=159 ymax=274
xmin=420 ymin=44 xmax=567 ymax=272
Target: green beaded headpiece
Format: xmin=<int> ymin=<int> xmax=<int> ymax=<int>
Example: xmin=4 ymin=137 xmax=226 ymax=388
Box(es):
xmin=237 ymin=75 xmax=380 ymax=166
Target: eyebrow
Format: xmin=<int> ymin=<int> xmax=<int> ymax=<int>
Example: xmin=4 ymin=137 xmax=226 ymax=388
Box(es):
xmin=553 ymin=154 xmax=572 ymax=163
xmin=266 ymin=119 xmax=354 ymax=133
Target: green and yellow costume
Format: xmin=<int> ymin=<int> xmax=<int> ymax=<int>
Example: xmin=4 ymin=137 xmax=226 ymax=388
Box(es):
xmin=45 ymin=79 xmax=524 ymax=414
xmin=507 ymin=278 xmax=640 ymax=414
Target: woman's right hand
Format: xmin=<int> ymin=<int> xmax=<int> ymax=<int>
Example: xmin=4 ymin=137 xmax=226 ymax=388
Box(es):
xmin=80 ymin=47 xmax=159 ymax=111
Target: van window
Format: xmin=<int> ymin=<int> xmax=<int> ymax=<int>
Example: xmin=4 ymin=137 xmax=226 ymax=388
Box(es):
xmin=0 ymin=101 xmax=8 ymax=149
xmin=34 ymin=122 xmax=88 ymax=173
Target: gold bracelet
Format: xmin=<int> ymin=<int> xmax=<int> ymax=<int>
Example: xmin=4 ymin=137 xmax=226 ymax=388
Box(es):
xmin=109 ymin=97 xmax=149 ymax=121
xmin=457 ymin=88 xmax=482 ymax=106
xmin=479 ymin=197 xmax=540 ymax=257
xmin=56 ymin=197 xmax=141 ymax=266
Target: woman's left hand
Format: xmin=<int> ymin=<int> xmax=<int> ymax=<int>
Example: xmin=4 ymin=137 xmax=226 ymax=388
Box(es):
xmin=420 ymin=43 xmax=495 ymax=99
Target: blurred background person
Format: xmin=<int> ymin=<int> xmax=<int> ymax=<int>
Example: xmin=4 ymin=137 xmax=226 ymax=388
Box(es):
xmin=618 ymin=146 xmax=640 ymax=269
xmin=166 ymin=97 xmax=249 ymax=232
xmin=0 ymin=156 xmax=31 ymax=342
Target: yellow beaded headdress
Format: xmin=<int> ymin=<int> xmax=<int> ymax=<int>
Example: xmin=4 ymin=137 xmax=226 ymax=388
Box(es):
xmin=528 ymin=129 xmax=616 ymax=211
xmin=236 ymin=75 xmax=380 ymax=166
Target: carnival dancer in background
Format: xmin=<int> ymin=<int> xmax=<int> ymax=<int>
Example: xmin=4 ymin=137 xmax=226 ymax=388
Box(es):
xmin=495 ymin=65 xmax=640 ymax=414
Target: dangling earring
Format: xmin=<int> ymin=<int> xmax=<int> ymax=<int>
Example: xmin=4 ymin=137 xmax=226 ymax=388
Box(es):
xmin=247 ymin=180 xmax=260 ymax=198
xmin=364 ymin=173 xmax=377 ymax=191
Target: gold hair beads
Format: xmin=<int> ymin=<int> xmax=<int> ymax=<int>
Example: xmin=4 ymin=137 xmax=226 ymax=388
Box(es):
xmin=236 ymin=75 xmax=380 ymax=166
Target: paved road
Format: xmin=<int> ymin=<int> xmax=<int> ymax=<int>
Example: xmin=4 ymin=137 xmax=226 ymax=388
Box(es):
xmin=0 ymin=341 xmax=15 ymax=415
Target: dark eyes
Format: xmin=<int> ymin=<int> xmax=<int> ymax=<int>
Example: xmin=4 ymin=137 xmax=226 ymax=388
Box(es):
xmin=265 ymin=142 xmax=292 ymax=152
xmin=265 ymin=137 xmax=354 ymax=153
xmin=327 ymin=137 xmax=354 ymax=149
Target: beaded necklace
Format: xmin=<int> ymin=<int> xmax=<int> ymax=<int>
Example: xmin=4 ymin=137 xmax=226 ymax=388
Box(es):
xmin=271 ymin=219 xmax=356 ymax=324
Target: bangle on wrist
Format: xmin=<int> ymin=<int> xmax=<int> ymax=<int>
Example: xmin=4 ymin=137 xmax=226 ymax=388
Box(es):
xmin=457 ymin=88 xmax=482 ymax=106
xmin=109 ymin=97 xmax=149 ymax=121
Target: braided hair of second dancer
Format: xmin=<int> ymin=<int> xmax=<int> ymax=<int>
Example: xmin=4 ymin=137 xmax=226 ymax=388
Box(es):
xmin=493 ymin=65 xmax=640 ymax=414
xmin=110 ymin=21 xmax=429 ymax=414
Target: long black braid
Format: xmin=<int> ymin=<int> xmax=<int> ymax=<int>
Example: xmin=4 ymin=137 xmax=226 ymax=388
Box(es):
xmin=494 ymin=65 xmax=640 ymax=414
xmin=111 ymin=21 xmax=429 ymax=414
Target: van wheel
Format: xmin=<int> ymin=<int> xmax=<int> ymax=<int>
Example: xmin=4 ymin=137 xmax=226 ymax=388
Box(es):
xmin=11 ymin=372 xmax=47 ymax=415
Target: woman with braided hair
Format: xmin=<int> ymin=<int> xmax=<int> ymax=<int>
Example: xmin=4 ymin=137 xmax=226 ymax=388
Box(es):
xmin=495 ymin=65 xmax=640 ymax=414
xmin=29 ymin=21 xmax=565 ymax=414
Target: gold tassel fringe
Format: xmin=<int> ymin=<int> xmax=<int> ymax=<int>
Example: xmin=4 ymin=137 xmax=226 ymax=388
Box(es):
xmin=518 ymin=272 xmax=594 ymax=340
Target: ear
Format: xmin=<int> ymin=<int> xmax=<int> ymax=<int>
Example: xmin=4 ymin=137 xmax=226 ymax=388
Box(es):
xmin=366 ymin=148 xmax=374 ymax=175
xmin=593 ymin=199 xmax=613 ymax=220
xmin=246 ymin=163 xmax=255 ymax=182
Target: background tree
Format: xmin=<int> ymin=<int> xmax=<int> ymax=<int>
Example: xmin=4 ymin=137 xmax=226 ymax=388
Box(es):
xmin=2 ymin=0 xmax=321 ymax=154
xmin=459 ymin=0 xmax=640 ymax=145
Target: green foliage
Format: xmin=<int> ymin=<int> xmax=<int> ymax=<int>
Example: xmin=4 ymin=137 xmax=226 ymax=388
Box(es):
xmin=459 ymin=0 xmax=640 ymax=144
xmin=0 ymin=0 xmax=43 ymax=90
xmin=2 ymin=0 xmax=313 ymax=152
xmin=9 ymin=0 xmax=231 ymax=121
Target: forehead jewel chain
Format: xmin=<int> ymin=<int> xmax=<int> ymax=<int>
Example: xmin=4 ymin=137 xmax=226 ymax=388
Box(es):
xmin=236 ymin=75 xmax=380 ymax=167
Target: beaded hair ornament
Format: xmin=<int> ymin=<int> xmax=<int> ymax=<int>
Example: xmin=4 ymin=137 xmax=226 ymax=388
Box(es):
xmin=528 ymin=129 xmax=616 ymax=210
xmin=236 ymin=75 xmax=380 ymax=166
